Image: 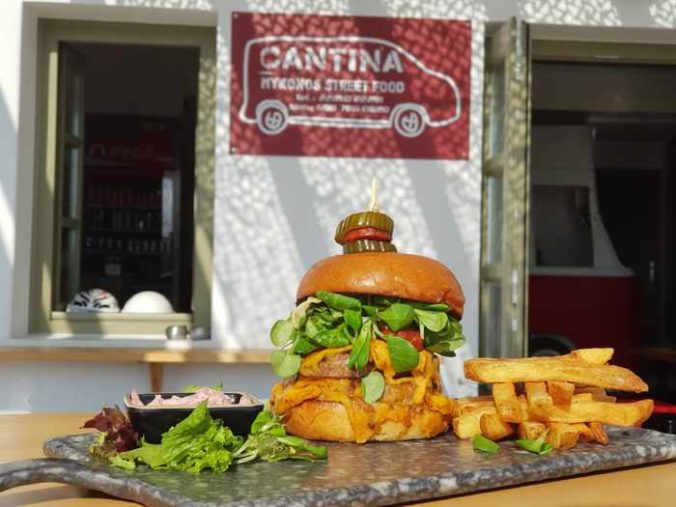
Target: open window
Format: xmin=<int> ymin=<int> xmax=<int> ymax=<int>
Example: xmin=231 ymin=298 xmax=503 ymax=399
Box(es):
xmin=30 ymin=21 xmax=216 ymax=336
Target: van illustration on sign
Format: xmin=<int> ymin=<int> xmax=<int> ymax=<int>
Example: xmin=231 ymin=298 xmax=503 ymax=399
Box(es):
xmin=238 ymin=36 xmax=462 ymax=138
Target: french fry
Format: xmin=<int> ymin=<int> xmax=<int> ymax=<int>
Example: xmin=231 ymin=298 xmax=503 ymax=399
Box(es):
xmin=461 ymin=348 xmax=651 ymax=451
xmin=524 ymin=382 xmax=553 ymax=420
xmin=492 ymin=383 xmax=522 ymax=423
xmin=568 ymin=422 xmax=609 ymax=444
xmin=546 ymin=423 xmax=580 ymax=450
xmin=480 ymin=412 xmax=514 ymax=441
xmin=452 ymin=405 xmax=497 ymax=439
xmin=574 ymin=386 xmax=617 ymax=403
xmin=589 ymin=422 xmax=610 ymax=445
xmin=517 ymin=395 xmax=530 ymax=420
xmin=459 ymin=404 xmax=494 ymax=416
xmin=536 ymin=399 xmax=654 ymax=427
xmin=464 ymin=357 xmax=647 ymax=392
xmin=562 ymin=348 xmax=614 ymax=364
xmin=547 ymin=381 xmax=575 ymax=407
xmin=571 ymin=423 xmax=594 ymax=442
xmin=453 ymin=396 xmax=495 ymax=417
xmin=524 ymin=381 xmax=548 ymax=397
xmin=572 ymin=393 xmax=594 ymax=402
xmin=518 ymin=421 xmax=547 ymax=440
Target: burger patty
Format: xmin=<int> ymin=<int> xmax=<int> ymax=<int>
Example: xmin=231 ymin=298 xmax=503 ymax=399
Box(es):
xmin=299 ymin=351 xmax=372 ymax=379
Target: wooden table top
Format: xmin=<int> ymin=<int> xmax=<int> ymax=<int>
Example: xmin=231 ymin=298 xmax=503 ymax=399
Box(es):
xmin=1 ymin=413 xmax=674 ymax=507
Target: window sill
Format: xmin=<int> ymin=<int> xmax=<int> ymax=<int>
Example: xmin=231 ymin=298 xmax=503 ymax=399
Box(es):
xmin=50 ymin=312 xmax=193 ymax=321
xmin=40 ymin=312 xmax=194 ymax=336
xmin=0 ymin=339 xmax=272 ymax=391
xmin=0 ymin=343 xmax=271 ymax=363
xmin=0 ymin=336 xmax=271 ymax=361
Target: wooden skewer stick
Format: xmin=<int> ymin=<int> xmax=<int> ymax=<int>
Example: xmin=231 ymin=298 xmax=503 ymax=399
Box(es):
xmin=369 ymin=178 xmax=379 ymax=212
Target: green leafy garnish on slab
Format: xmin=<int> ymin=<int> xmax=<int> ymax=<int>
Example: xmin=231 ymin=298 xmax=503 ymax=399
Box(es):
xmin=473 ymin=435 xmax=501 ymax=454
xmin=233 ymin=410 xmax=327 ymax=463
xmin=515 ymin=434 xmax=554 ymax=455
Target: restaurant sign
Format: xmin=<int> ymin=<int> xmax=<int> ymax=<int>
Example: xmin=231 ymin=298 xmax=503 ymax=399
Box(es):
xmin=230 ymin=12 xmax=471 ymax=160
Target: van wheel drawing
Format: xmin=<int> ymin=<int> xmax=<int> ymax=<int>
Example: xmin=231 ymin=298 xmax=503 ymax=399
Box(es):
xmin=391 ymin=105 xmax=427 ymax=138
xmin=255 ymin=100 xmax=289 ymax=135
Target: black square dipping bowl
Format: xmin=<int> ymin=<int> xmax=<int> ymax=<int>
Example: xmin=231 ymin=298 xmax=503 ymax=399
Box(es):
xmin=125 ymin=392 xmax=264 ymax=443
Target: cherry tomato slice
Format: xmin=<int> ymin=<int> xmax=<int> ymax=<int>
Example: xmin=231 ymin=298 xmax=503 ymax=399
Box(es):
xmin=344 ymin=227 xmax=391 ymax=243
xmin=380 ymin=325 xmax=424 ymax=351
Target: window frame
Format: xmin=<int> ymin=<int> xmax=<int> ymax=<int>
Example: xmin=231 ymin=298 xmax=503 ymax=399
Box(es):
xmin=479 ymin=20 xmax=531 ymax=359
xmin=30 ymin=20 xmax=216 ymax=336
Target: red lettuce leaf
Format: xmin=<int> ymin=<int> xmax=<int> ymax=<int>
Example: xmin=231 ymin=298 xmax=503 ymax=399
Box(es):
xmin=82 ymin=406 xmax=138 ymax=452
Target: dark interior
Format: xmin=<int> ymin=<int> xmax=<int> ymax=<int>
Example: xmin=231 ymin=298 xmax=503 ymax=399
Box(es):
xmin=59 ymin=42 xmax=199 ymax=312
xmin=530 ymin=62 xmax=676 ymax=415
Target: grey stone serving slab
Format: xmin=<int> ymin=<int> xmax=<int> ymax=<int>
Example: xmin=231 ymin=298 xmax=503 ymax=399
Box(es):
xmin=1 ymin=428 xmax=674 ymax=506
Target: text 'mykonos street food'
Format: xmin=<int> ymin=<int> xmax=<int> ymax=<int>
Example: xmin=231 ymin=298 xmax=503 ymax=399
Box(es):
xmin=269 ymin=205 xmax=464 ymax=443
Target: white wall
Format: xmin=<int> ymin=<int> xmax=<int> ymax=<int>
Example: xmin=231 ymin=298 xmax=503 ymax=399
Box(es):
xmin=0 ymin=0 xmax=673 ymax=413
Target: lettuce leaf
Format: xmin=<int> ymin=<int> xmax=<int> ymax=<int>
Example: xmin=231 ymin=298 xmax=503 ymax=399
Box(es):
xmin=82 ymin=406 xmax=138 ymax=455
xmin=112 ymin=402 xmax=242 ymax=474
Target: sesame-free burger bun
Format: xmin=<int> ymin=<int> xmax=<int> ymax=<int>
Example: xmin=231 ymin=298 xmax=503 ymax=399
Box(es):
xmin=280 ymin=399 xmax=450 ymax=442
xmin=296 ymin=252 xmax=465 ymax=319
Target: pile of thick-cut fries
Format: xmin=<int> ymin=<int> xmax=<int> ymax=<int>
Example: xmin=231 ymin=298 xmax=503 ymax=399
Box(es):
xmin=454 ymin=348 xmax=654 ymax=450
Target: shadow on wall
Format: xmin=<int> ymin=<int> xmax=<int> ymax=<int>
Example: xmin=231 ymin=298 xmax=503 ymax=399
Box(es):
xmin=517 ymin=0 xmax=676 ymax=27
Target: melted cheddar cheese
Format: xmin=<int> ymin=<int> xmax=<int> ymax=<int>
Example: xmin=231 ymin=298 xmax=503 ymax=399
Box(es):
xmin=370 ymin=339 xmax=438 ymax=380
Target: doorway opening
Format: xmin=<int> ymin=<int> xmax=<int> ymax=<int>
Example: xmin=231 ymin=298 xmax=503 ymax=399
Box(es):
xmin=528 ymin=60 xmax=676 ymax=408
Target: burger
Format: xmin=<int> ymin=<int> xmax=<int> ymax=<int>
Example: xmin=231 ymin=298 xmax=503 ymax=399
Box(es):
xmin=269 ymin=209 xmax=465 ymax=443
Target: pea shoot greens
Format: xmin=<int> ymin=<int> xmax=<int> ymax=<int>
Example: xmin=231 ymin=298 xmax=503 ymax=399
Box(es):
xmin=361 ymin=371 xmax=385 ymax=404
xmin=233 ymin=410 xmax=327 ymax=463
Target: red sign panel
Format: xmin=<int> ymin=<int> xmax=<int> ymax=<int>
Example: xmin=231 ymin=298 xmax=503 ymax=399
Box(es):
xmin=230 ymin=12 xmax=471 ymax=160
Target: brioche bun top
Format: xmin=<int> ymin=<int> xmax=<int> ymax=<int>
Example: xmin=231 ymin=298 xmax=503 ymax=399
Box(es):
xmin=296 ymin=252 xmax=465 ymax=319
